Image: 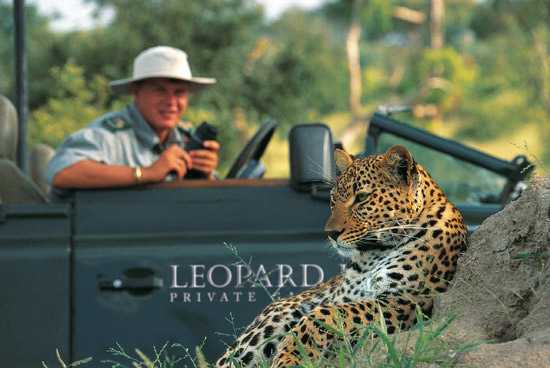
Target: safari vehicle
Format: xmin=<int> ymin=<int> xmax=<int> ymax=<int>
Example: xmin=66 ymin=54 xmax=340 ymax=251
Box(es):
xmin=0 ymin=100 xmax=532 ymax=366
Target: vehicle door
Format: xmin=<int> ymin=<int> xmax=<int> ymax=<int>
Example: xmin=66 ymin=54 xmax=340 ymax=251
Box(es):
xmin=0 ymin=203 xmax=71 ymax=367
xmin=70 ymin=180 xmax=341 ymax=362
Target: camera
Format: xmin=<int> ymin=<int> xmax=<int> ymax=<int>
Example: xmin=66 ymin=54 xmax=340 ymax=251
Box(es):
xmin=184 ymin=121 xmax=218 ymax=179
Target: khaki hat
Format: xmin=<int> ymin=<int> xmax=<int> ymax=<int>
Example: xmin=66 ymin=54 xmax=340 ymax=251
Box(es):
xmin=109 ymin=46 xmax=216 ymax=94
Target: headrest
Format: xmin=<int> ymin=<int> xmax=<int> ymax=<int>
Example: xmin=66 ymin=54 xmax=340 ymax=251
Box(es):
xmin=0 ymin=95 xmax=18 ymax=162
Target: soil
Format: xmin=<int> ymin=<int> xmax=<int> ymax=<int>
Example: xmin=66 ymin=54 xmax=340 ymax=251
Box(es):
xmin=435 ymin=177 xmax=550 ymax=367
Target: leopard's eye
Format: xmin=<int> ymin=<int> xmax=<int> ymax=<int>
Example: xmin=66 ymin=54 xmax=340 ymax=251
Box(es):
xmin=354 ymin=192 xmax=370 ymax=204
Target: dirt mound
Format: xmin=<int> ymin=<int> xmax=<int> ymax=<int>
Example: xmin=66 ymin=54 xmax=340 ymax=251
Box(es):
xmin=436 ymin=177 xmax=550 ymax=367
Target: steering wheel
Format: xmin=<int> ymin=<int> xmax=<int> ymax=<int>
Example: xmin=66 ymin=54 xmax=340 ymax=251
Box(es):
xmin=226 ymin=121 xmax=278 ymax=179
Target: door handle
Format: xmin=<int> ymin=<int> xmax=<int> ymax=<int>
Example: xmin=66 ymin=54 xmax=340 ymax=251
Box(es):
xmin=99 ymin=276 xmax=163 ymax=291
xmin=98 ymin=267 xmax=163 ymax=292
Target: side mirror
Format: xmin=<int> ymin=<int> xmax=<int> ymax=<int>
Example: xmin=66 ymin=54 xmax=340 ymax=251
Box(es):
xmin=289 ymin=123 xmax=336 ymax=192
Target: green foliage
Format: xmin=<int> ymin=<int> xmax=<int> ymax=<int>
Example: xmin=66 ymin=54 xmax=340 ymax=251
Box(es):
xmin=77 ymin=0 xmax=262 ymax=80
xmin=414 ymin=48 xmax=477 ymax=112
xmin=444 ymin=0 xmax=477 ymax=45
xmin=17 ymin=0 xmax=266 ymax=165
xmin=34 ymin=0 xmax=351 ymax=162
xmin=320 ymin=0 xmax=395 ymax=40
xmin=30 ymin=61 xmax=113 ymax=148
xmin=0 ymin=1 xmax=62 ymax=108
xmin=2 ymin=0 xmax=549 ymax=173
xmin=41 ymin=348 xmax=92 ymax=368
xmin=471 ymin=0 xmax=550 ymax=39
xmin=102 ymin=342 xmax=187 ymax=368
xmin=453 ymin=27 xmax=550 ymax=147
xmin=362 ymin=0 xmax=394 ymax=38
xmin=361 ymin=44 xmax=416 ymax=102
xmin=42 ymin=311 xmax=481 ymax=367
xmin=242 ymin=10 xmax=347 ymax=131
xmin=267 ymin=308 xmax=482 ymax=368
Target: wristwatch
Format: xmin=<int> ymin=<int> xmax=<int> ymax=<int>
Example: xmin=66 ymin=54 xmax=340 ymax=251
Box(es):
xmin=133 ymin=167 xmax=143 ymax=183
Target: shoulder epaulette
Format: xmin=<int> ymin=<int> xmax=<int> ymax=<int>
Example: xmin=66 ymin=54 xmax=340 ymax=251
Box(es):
xmin=102 ymin=116 xmax=131 ymax=132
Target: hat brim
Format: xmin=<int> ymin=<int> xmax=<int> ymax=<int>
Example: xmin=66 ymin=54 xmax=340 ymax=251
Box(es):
xmin=109 ymin=75 xmax=216 ymax=94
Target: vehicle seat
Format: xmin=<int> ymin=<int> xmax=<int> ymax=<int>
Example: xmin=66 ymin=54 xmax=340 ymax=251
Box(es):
xmin=0 ymin=160 xmax=48 ymax=203
xmin=30 ymin=144 xmax=55 ymax=195
xmin=0 ymin=95 xmax=18 ymax=162
xmin=0 ymin=95 xmax=48 ymax=204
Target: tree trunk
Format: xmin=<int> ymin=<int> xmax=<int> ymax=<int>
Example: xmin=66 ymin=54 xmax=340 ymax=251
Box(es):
xmin=341 ymin=0 xmax=364 ymax=149
xmin=533 ymin=28 xmax=550 ymax=112
xmin=346 ymin=0 xmax=363 ymax=120
xmin=430 ymin=0 xmax=444 ymax=49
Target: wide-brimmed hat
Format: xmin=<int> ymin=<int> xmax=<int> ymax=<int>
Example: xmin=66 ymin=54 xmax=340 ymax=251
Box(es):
xmin=109 ymin=46 xmax=216 ymax=94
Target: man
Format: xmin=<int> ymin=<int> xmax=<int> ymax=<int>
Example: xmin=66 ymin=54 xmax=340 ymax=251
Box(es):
xmin=47 ymin=46 xmax=220 ymax=189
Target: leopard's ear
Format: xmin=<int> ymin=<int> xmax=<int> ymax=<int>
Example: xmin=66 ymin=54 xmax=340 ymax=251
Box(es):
xmin=384 ymin=145 xmax=416 ymax=186
xmin=334 ymin=149 xmax=353 ymax=173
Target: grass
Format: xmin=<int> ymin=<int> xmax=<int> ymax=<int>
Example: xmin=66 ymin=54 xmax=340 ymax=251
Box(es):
xmin=269 ymin=308 xmax=483 ymax=368
xmin=42 ymin=241 xmax=485 ymax=368
xmin=42 ymin=308 xmax=483 ymax=368
xmin=41 ymin=349 xmax=92 ymax=368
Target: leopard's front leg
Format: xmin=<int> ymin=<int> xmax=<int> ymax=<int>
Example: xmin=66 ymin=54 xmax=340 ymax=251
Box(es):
xmin=271 ymin=299 xmax=417 ymax=368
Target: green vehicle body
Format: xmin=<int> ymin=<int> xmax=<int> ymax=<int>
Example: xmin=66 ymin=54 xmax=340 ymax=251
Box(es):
xmin=0 ymin=113 xmax=532 ymax=366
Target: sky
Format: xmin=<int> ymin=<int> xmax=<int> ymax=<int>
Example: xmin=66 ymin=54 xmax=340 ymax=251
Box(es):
xmin=29 ymin=0 xmax=325 ymax=31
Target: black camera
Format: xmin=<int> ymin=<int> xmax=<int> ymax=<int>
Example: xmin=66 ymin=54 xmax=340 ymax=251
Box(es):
xmin=184 ymin=121 xmax=218 ymax=179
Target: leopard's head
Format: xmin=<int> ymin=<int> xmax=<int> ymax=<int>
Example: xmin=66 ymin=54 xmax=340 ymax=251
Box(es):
xmin=326 ymin=145 xmax=420 ymax=258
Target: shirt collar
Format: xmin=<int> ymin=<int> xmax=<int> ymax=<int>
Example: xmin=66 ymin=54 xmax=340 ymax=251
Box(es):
xmin=127 ymin=103 xmax=185 ymax=151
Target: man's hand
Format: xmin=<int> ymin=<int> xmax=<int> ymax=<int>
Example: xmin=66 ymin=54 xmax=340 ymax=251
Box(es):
xmin=189 ymin=140 xmax=220 ymax=179
xmin=144 ymin=144 xmax=192 ymax=181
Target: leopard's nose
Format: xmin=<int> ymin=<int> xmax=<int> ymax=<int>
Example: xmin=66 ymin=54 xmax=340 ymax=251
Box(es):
xmin=327 ymin=230 xmax=343 ymax=241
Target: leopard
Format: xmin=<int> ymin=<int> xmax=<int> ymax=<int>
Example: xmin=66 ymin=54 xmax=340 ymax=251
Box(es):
xmin=216 ymin=145 xmax=468 ymax=368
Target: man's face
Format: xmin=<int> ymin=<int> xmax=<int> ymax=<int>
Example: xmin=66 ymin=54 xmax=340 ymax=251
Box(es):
xmin=132 ymin=78 xmax=190 ymax=133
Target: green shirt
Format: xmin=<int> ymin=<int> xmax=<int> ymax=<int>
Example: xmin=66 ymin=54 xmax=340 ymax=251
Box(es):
xmin=47 ymin=103 xmax=190 ymax=184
